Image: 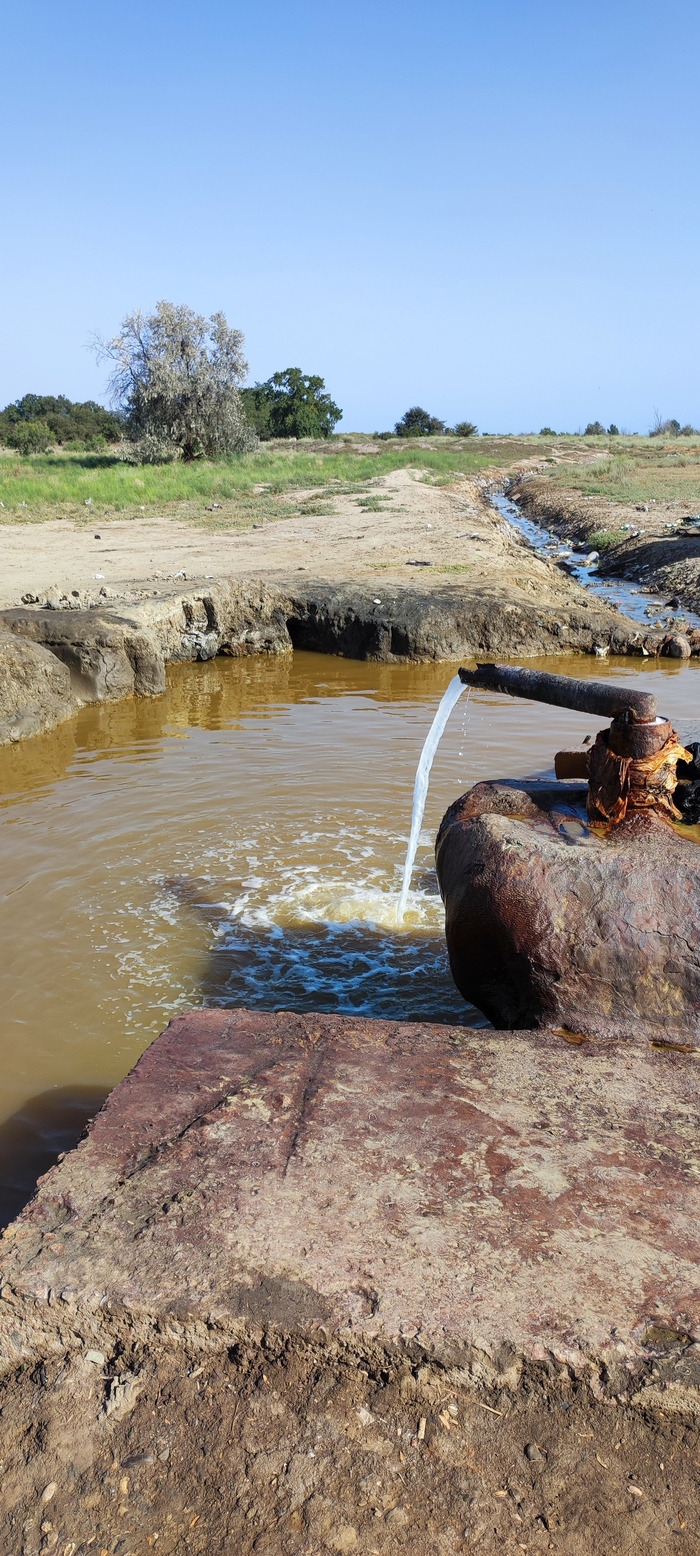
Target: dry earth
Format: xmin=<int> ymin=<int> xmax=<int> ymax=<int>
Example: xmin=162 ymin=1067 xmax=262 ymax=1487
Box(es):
xmin=0 ymin=468 xmax=615 ymax=613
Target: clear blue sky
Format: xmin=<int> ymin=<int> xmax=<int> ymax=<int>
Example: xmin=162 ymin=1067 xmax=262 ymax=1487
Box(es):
xmin=1 ymin=0 xmax=698 ymax=433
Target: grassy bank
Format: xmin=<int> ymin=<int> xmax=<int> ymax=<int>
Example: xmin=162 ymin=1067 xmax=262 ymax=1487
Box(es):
xmin=0 ymin=436 xmax=533 ymax=524
xmin=545 ymin=436 xmax=700 ymax=507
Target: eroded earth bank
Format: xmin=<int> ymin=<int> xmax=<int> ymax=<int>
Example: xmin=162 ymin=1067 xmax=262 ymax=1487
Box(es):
xmin=0 ymin=468 xmax=683 ymax=747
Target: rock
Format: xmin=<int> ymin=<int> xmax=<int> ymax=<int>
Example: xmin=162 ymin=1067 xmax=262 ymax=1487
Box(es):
xmin=0 ymin=628 xmax=75 ymax=744
xmin=436 ymin=778 xmax=700 ymax=1041
xmin=1 ymin=608 xmax=142 ymax=703
xmin=661 ymin=633 xmax=692 ymax=658
xmin=1 ymin=1009 xmax=699 ymax=1550
xmin=524 ymin=1442 xmax=544 ymax=1462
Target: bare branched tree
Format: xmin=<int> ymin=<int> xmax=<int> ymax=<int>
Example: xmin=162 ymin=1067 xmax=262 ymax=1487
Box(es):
xmin=93 ymin=301 xmax=257 ymax=462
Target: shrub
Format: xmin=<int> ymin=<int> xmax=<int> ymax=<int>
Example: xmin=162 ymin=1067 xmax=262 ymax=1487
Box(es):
xmin=394 ymin=407 xmax=446 ymax=437
xmin=588 ymin=529 xmax=627 ymax=550
xmin=4 ymin=419 xmax=54 ymax=455
xmin=608 ymin=424 xmax=620 ymax=436
xmin=650 ymin=413 xmax=683 ymax=437
xmin=453 ymin=421 xmax=478 ymax=437
xmin=539 ymin=426 xmax=557 ymax=436
xmin=93 ymin=301 xmax=256 ymax=463
xmin=584 ymin=421 xmax=606 ymax=436
xmin=241 ymin=368 xmax=342 ymax=440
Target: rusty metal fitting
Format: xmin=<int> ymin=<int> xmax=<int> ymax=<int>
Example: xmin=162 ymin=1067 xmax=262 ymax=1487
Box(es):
xmin=458 ymin=663 xmax=691 ymax=829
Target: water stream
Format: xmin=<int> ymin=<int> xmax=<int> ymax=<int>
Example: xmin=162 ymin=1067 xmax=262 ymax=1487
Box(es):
xmin=492 ymin=491 xmax=700 ymax=631
xmin=396 ymin=675 xmax=467 ymax=921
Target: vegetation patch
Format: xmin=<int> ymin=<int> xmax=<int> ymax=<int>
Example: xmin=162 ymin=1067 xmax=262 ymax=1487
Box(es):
xmin=0 ymin=439 xmax=528 ymax=523
xmin=587 ymin=529 xmax=628 ymax=550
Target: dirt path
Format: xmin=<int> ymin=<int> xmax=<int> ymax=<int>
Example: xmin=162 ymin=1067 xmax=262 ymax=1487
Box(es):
xmin=0 ymin=468 xmax=594 ymax=616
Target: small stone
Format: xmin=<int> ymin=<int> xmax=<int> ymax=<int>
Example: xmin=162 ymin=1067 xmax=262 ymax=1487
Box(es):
xmin=357 ymin=1406 xmax=374 ymax=1426
xmin=41 ymin=1481 xmax=57 ymax=1503
xmin=386 ymin=1507 xmax=409 ymax=1526
xmin=85 ymin=1349 xmax=105 ymax=1366
xmin=524 ymin=1442 xmax=544 ymax=1462
xmin=330 ymin=1527 xmax=357 ymax=1552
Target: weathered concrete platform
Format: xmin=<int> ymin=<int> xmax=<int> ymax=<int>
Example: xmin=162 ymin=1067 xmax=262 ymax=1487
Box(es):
xmin=2 ymin=1009 xmax=699 ymax=1554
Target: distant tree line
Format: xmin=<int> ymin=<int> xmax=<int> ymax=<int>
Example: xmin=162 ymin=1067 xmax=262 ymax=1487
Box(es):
xmin=539 ymin=418 xmax=699 ymax=437
xmin=0 ymin=394 xmax=124 ymax=454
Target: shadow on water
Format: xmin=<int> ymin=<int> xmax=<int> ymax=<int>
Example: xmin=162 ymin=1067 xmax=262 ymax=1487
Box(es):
xmin=0 ymin=1085 xmax=108 ymax=1231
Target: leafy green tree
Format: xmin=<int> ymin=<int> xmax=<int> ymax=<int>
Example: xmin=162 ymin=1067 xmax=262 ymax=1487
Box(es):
xmin=93 ymin=301 xmax=255 ymax=462
xmin=394 ymin=406 xmax=445 ymax=436
xmin=0 ymin=394 xmax=123 ymax=450
xmin=241 ymin=369 xmax=342 ymax=440
xmin=5 ymin=420 xmax=53 ymax=455
xmin=584 ymin=421 xmax=606 ymax=436
xmin=453 ymin=421 xmax=478 ymax=437
xmin=608 ymin=424 xmax=620 ymax=435
xmin=539 ymin=426 xmax=557 ymax=436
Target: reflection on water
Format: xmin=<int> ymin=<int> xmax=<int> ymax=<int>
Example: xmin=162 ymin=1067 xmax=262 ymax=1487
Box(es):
xmin=1 ymin=648 xmax=699 ymax=1225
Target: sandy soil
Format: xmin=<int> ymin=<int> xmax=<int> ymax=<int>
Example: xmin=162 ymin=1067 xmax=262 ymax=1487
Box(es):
xmin=0 ymin=469 xmax=593 ymax=615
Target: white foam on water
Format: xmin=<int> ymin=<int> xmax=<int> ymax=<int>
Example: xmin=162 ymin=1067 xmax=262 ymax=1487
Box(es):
xmin=396 ymin=675 xmax=468 ymax=922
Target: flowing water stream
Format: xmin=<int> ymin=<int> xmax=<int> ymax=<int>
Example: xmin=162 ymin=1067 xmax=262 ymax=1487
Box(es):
xmin=493 ymin=490 xmax=700 ymax=630
xmin=2 ymin=648 xmax=700 ymax=1226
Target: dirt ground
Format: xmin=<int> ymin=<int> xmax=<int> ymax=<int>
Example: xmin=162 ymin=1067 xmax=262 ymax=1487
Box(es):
xmin=0 ymin=468 xmax=592 ymax=618
xmin=2 ymin=1334 xmax=698 ymax=1556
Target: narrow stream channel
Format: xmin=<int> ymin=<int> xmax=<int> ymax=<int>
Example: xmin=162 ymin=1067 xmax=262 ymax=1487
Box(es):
xmin=492 ymin=490 xmax=700 ymax=631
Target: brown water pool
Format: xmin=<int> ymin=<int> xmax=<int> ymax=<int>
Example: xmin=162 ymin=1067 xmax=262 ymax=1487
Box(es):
xmin=1 ymin=649 xmax=698 ymax=1223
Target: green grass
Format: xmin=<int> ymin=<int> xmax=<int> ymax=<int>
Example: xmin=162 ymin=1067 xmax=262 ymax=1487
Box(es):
xmin=8 ymin=431 xmax=698 ymax=529
xmin=587 ymin=529 xmax=628 ymax=550
xmin=0 ymin=437 xmax=529 ymax=522
xmin=547 ymin=439 xmax=700 ymax=507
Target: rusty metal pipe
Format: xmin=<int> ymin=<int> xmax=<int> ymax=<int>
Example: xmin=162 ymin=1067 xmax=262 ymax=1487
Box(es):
xmin=458 ymin=663 xmax=657 ymax=723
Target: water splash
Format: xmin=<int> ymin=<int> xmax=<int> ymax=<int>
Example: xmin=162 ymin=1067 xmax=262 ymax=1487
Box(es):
xmin=397 ymin=674 xmax=468 ymax=922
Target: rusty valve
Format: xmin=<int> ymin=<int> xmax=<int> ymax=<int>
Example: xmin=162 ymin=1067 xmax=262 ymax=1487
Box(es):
xmin=458 ymin=663 xmax=690 ymax=826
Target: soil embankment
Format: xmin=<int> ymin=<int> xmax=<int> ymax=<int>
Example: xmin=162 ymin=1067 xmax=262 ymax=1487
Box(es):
xmin=511 ymin=472 xmax=700 ymax=621
xmin=0 ymin=470 xmax=670 ymax=746
xmin=1 ymin=1008 xmax=698 ymax=1554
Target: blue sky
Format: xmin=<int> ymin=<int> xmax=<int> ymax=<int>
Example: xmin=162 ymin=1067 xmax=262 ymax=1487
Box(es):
xmin=1 ymin=0 xmax=698 ymax=432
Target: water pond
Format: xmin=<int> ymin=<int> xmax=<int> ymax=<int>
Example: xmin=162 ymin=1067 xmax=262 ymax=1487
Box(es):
xmin=1 ymin=648 xmax=699 ymax=1223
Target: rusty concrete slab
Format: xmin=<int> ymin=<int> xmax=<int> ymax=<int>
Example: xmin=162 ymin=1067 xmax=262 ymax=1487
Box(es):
xmin=2 ymin=1009 xmax=699 ymax=1380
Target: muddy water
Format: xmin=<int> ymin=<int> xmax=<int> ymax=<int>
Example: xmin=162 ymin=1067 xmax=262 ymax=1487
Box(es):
xmin=1 ymin=649 xmax=699 ymax=1224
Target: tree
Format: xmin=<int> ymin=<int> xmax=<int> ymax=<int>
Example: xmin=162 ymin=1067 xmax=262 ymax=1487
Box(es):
xmin=93 ymin=301 xmax=256 ymax=462
xmin=584 ymin=421 xmax=606 ymax=436
xmin=241 ymin=369 xmax=342 ymax=440
xmin=608 ymin=424 xmax=620 ymax=436
xmin=453 ymin=421 xmax=478 ymax=437
xmin=4 ymin=420 xmax=53 ymax=455
xmin=0 ymin=394 xmax=124 ymax=450
xmin=649 ymin=412 xmax=692 ymax=437
xmin=394 ymin=406 xmax=445 ymax=437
